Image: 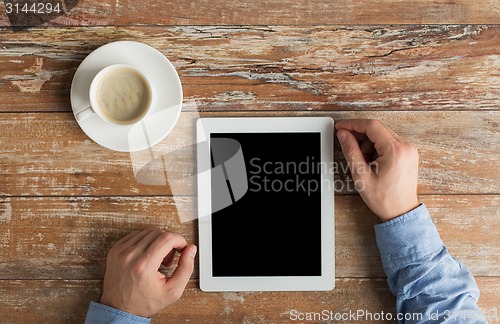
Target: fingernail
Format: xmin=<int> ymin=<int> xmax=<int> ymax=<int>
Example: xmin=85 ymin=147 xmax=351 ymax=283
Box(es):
xmin=190 ymin=246 xmax=197 ymax=258
xmin=337 ymin=131 xmax=347 ymax=144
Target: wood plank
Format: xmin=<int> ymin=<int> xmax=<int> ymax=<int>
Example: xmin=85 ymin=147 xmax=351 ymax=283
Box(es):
xmin=337 ymin=195 xmax=500 ymax=278
xmin=1 ymin=0 xmax=500 ymax=26
xmin=0 ymin=195 xmax=498 ymax=279
xmin=0 ymin=111 xmax=498 ymax=196
xmin=1 ymin=25 xmax=499 ymax=112
xmin=0 ymin=278 xmax=498 ymax=323
xmin=0 ymin=279 xmax=396 ymax=323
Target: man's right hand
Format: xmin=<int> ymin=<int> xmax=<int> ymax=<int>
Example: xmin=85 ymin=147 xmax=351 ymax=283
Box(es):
xmin=100 ymin=229 xmax=197 ymax=318
xmin=336 ymin=119 xmax=419 ymax=222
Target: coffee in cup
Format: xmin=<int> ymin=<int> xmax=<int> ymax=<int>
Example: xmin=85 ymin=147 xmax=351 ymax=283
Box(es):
xmin=76 ymin=64 xmax=154 ymax=126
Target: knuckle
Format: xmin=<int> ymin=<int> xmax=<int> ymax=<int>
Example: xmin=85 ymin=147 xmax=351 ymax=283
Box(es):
xmin=158 ymin=231 xmax=175 ymax=242
xmin=117 ymin=249 xmax=135 ymax=264
xmin=408 ymin=143 xmax=418 ymax=156
xmin=393 ymin=142 xmax=418 ymax=161
xmin=107 ymin=245 xmax=118 ymax=257
xmin=393 ymin=141 xmax=404 ymax=154
xmin=151 ymin=228 xmax=165 ymax=236
xmin=367 ymin=119 xmax=381 ymax=128
xmin=107 ymin=243 xmax=124 ymax=259
xmin=345 ymin=147 xmax=357 ymax=159
xmin=131 ymin=257 xmax=148 ymax=276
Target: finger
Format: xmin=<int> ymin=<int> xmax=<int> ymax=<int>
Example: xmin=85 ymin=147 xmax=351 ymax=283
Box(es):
xmin=120 ymin=228 xmax=157 ymax=249
xmin=147 ymin=232 xmax=188 ymax=266
xmin=114 ymin=230 xmax=141 ymax=247
xmin=166 ymin=245 xmax=196 ymax=292
xmin=335 ymin=120 xmax=355 ymax=130
xmin=337 ymin=130 xmax=368 ymax=181
xmin=336 ymin=119 xmax=396 ymax=155
xmin=135 ymin=229 xmax=167 ymax=252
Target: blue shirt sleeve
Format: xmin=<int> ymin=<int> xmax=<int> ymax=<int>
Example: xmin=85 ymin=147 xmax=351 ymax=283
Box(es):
xmin=85 ymin=301 xmax=151 ymax=324
xmin=375 ymin=204 xmax=487 ymax=323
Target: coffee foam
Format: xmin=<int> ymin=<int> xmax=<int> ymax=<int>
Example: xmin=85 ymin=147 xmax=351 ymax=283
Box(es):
xmin=96 ymin=66 xmax=151 ymax=125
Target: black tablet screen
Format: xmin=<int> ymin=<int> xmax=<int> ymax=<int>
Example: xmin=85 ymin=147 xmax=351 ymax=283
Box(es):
xmin=210 ymin=132 xmax=322 ymax=277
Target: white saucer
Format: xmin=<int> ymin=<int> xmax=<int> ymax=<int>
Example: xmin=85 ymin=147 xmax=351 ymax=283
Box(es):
xmin=70 ymin=41 xmax=182 ymax=152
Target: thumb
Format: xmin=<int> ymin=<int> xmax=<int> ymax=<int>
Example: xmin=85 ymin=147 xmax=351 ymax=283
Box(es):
xmin=337 ymin=130 xmax=367 ymax=181
xmin=165 ymin=245 xmax=196 ymax=297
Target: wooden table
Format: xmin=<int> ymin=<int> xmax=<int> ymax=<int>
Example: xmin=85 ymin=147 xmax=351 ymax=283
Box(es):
xmin=0 ymin=1 xmax=499 ymax=322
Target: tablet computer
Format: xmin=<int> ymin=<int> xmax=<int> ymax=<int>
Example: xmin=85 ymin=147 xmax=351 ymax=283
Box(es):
xmin=197 ymin=117 xmax=334 ymax=291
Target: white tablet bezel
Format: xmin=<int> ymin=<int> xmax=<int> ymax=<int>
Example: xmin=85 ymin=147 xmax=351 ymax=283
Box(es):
xmin=197 ymin=117 xmax=335 ymax=292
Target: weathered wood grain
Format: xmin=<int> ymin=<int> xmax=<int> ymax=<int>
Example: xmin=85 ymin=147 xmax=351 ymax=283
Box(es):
xmin=0 ymin=195 xmax=498 ymax=280
xmin=0 ymin=278 xmax=498 ymax=323
xmin=164 ymin=278 xmax=500 ymax=324
xmin=0 ymin=279 xmax=396 ymax=323
xmin=1 ymin=26 xmax=499 ymax=112
xmin=1 ymin=1 xmax=498 ymax=321
xmin=0 ymin=0 xmax=500 ymax=26
xmin=0 ymin=111 xmax=498 ymax=196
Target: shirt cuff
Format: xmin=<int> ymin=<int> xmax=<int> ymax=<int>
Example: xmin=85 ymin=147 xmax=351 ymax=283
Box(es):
xmin=85 ymin=301 xmax=151 ymax=324
xmin=374 ymin=203 xmax=444 ymax=277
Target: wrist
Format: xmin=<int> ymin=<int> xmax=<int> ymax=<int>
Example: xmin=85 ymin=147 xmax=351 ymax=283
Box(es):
xmin=99 ymin=294 xmax=125 ymax=314
xmin=88 ymin=301 xmax=151 ymax=323
xmin=99 ymin=294 xmax=116 ymax=309
xmin=100 ymin=295 xmax=147 ymax=318
xmin=380 ymin=200 xmax=420 ymax=222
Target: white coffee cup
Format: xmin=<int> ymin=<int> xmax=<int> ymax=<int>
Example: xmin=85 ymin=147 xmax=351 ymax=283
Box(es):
xmin=76 ymin=64 xmax=155 ymax=126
